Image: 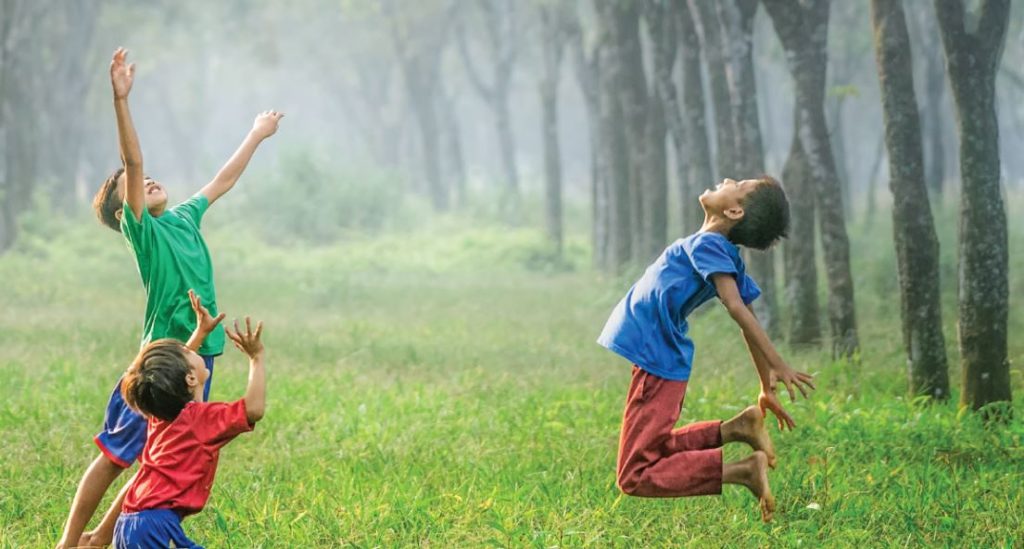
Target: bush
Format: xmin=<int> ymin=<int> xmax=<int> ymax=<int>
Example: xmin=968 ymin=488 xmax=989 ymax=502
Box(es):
xmin=241 ymin=147 xmax=411 ymax=245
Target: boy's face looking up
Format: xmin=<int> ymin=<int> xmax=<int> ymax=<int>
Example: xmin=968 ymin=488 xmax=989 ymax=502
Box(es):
xmin=114 ymin=171 xmax=168 ymax=222
xmin=699 ymin=178 xmax=761 ymax=221
xmin=184 ymin=348 xmax=209 ymax=401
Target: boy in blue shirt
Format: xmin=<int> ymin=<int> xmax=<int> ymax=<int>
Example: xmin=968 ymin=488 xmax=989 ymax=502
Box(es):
xmin=599 ymin=176 xmax=814 ymax=522
xmin=56 ymin=48 xmax=282 ymax=548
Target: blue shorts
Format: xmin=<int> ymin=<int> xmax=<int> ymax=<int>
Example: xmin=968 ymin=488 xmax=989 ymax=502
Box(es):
xmin=113 ymin=508 xmax=202 ymax=549
xmin=95 ymin=356 xmax=216 ymax=467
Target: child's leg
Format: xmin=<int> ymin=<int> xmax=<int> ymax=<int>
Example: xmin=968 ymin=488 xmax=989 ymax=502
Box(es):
xmin=55 ymin=454 xmax=125 ymax=548
xmin=202 ymin=355 xmax=215 ymax=401
xmin=723 ymin=451 xmax=775 ymax=522
xmin=719 ymin=406 xmax=776 ymax=467
xmin=77 ymin=471 xmax=136 ymax=547
xmin=617 ymin=366 xmax=722 ymax=497
xmin=58 ymin=379 xmax=145 ymax=547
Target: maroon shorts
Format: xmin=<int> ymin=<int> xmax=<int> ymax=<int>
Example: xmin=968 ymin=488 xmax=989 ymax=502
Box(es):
xmin=616 ymin=366 xmax=723 ymax=497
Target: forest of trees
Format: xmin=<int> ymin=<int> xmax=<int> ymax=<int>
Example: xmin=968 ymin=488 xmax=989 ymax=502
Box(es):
xmin=1 ymin=0 xmax=1021 ymax=413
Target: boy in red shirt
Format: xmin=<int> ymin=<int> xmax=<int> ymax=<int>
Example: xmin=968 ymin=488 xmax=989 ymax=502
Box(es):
xmin=112 ymin=292 xmax=267 ymax=547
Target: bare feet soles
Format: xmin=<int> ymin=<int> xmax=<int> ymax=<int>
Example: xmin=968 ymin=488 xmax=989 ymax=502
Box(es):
xmin=726 ymin=405 xmax=776 ymax=468
xmin=741 ymin=451 xmax=776 ymax=523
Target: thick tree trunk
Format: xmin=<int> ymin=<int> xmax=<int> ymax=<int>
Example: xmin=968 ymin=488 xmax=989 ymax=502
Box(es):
xmin=934 ymin=0 xmax=1011 ymax=413
xmin=677 ymin=5 xmax=714 ymax=231
xmin=640 ymin=0 xmax=671 ymax=260
xmin=871 ymin=0 xmax=950 ymax=400
xmin=765 ymin=0 xmax=859 ymax=358
xmin=604 ymin=1 xmax=650 ymax=262
xmin=717 ymin=0 xmax=781 ymax=339
xmin=781 ymin=119 xmax=822 ymax=347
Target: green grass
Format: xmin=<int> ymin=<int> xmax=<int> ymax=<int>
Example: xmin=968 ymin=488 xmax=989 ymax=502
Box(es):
xmin=1 ymin=205 xmax=1022 ymax=547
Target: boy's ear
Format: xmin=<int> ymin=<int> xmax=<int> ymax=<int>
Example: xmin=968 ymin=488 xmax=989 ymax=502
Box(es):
xmin=185 ymin=372 xmax=199 ymax=388
xmin=114 ymin=208 xmax=123 ymax=223
xmin=725 ymin=205 xmax=745 ymax=221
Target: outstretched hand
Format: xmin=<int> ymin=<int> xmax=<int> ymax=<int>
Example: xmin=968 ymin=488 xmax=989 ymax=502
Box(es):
xmin=226 ymin=317 xmax=265 ymax=359
xmin=110 ymin=47 xmax=135 ymax=99
xmin=189 ymin=289 xmax=226 ymax=335
xmin=251 ymin=110 xmax=284 ymax=139
xmin=758 ymin=386 xmax=796 ymax=431
xmin=772 ymin=363 xmax=816 ymax=403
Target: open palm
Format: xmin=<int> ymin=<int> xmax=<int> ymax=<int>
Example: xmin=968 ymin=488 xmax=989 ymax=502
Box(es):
xmin=110 ymin=47 xmax=135 ymax=99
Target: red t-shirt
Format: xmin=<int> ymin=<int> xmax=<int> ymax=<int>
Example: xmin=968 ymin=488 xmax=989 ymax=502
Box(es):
xmin=123 ymin=399 xmax=254 ymax=516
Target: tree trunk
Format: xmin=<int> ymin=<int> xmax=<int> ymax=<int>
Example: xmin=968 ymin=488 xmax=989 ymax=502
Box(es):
xmin=676 ymin=5 xmax=714 ymax=231
xmin=717 ymin=0 xmax=781 ymax=339
xmin=456 ymin=0 xmax=521 ymax=215
xmin=437 ymin=84 xmax=467 ymax=209
xmin=595 ymin=1 xmax=633 ymax=272
xmin=934 ymin=0 xmax=1011 ymax=413
xmin=764 ymin=0 xmax=859 ymax=358
xmin=689 ymin=0 xmax=734 ymax=182
xmin=571 ymin=27 xmax=606 ymax=269
xmin=384 ymin=0 xmax=450 ymax=212
xmin=870 ymin=0 xmax=950 ymax=400
xmin=539 ymin=4 xmax=567 ymax=255
xmin=781 ymin=117 xmax=822 ymax=347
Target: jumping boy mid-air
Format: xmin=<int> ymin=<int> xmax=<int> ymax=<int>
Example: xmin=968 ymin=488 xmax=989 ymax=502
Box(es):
xmin=56 ymin=47 xmax=282 ymax=548
xmin=598 ymin=176 xmax=815 ymax=522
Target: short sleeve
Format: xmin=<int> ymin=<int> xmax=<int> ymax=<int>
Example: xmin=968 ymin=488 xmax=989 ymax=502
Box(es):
xmin=193 ymin=399 xmax=254 ymax=448
xmin=170 ymin=194 xmax=209 ymax=229
xmin=120 ymin=201 xmax=154 ymax=265
xmin=689 ymin=235 xmax=740 ymax=283
xmin=738 ymin=273 xmax=762 ymax=304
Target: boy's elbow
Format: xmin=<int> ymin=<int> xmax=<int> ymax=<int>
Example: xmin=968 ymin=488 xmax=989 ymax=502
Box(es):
xmin=721 ymin=298 xmax=747 ymax=318
xmin=246 ymin=408 xmax=264 ymax=423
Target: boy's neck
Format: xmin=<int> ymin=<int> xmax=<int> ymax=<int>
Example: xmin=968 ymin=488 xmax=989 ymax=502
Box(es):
xmin=698 ymin=212 xmax=737 ymax=236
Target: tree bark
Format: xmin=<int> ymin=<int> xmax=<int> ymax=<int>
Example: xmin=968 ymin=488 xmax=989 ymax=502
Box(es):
xmin=764 ymin=0 xmax=859 ymax=358
xmin=780 ymin=116 xmax=822 ymax=347
xmin=717 ymin=0 xmax=781 ymax=340
xmin=933 ymin=0 xmax=1012 ymax=413
xmin=870 ymin=0 xmax=950 ymax=400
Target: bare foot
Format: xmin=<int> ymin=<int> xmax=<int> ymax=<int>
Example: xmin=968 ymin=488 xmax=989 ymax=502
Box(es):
xmin=723 ymin=406 xmax=776 ymax=468
xmin=742 ymin=451 xmax=776 ymax=522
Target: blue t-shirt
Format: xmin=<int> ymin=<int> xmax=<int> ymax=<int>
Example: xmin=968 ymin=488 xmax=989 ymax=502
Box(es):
xmin=597 ymin=232 xmax=762 ymax=381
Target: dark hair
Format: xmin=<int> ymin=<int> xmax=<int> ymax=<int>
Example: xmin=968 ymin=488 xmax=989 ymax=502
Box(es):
xmin=93 ymin=167 xmax=125 ymax=232
xmin=121 ymin=339 xmax=193 ymax=421
xmin=728 ymin=175 xmax=790 ymax=250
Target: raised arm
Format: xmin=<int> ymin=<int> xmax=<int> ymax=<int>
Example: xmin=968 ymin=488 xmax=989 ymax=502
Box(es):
xmin=185 ymin=290 xmax=226 ymax=352
xmin=110 ymin=48 xmax=145 ymax=222
xmin=712 ymin=273 xmax=815 ymax=400
xmin=225 ymin=317 xmax=266 ymax=423
xmin=200 ymin=111 xmax=284 ymax=207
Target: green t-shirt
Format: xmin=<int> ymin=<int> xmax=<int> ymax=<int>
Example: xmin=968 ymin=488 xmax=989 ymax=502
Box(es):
xmin=120 ymin=194 xmax=224 ymax=355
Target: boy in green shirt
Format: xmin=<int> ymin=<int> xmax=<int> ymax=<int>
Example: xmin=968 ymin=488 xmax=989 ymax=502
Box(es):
xmin=56 ymin=47 xmax=283 ymax=548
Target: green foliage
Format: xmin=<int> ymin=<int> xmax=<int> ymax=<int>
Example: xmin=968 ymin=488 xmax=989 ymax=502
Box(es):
xmin=238 ymin=147 xmax=412 ymax=245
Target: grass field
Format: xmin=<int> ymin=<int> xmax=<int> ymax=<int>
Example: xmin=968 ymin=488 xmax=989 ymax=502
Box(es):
xmin=1 ymin=205 xmax=1022 ymax=547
